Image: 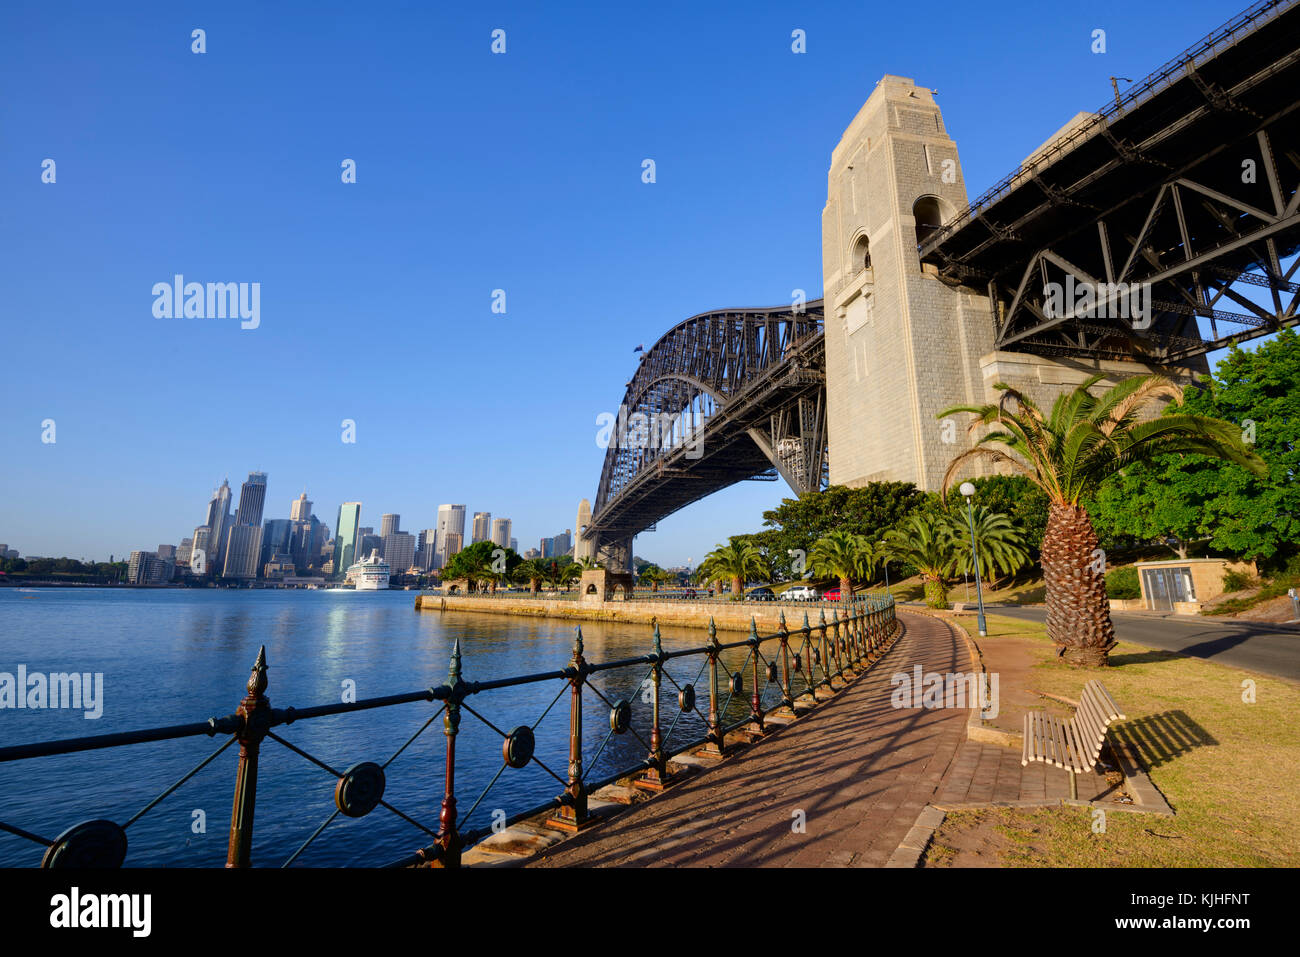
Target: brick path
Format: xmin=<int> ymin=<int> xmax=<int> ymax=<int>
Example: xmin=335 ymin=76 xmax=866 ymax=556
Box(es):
xmin=526 ymin=611 xmax=969 ymax=868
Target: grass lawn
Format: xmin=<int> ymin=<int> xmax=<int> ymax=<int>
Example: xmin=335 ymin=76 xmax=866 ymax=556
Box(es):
xmin=926 ymin=613 xmax=1300 ymax=867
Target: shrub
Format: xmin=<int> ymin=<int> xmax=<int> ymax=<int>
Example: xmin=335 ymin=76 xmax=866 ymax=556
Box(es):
xmin=1222 ymin=569 xmax=1256 ymax=593
xmin=1105 ymin=565 xmax=1140 ymax=600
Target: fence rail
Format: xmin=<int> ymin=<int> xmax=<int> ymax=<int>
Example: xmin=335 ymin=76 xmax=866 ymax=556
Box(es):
xmin=0 ymin=594 xmax=898 ymax=868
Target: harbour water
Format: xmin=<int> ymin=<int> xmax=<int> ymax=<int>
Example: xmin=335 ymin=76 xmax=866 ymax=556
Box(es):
xmin=0 ymin=587 xmax=783 ymax=867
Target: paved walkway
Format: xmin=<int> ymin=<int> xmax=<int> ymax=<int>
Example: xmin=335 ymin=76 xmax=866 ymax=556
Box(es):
xmin=527 ymin=612 xmax=969 ymax=868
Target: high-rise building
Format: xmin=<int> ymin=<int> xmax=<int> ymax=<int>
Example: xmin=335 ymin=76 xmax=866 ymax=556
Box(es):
xmin=156 ymin=544 xmax=177 ymax=561
xmin=223 ymin=525 xmax=264 ymax=579
xmin=177 ymin=537 xmax=193 ymax=566
xmin=491 ymin=518 xmax=512 ymax=548
xmin=234 ymin=472 xmax=268 ymax=528
xmin=436 ymin=505 xmax=466 ymax=568
xmin=416 ymin=529 xmax=438 ymax=571
xmin=471 ymin=512 xmax=491 ymax=544
xmin=554 ymin=529 xmax=573 ymax=556
xmin=380 ymin=514 xmax=400 ymax=539
xmin=129 ymin=550 xmax=174 ymax=584
xmin=359 ymin=533 xmax=383 ymax=559
xmin=333 ymin=503 xmax=362 ymax=579
xmin=290 ymin=492 xmax=313 ymax=522
xmin=191 ymin=527 xmax=211 ymax=571
xmin=384 ymin=531 xmax=416 ymax=575
xmin=203 ymin=480 xmax=233 ymax=566
xmin=510 ymin=537 xmax=518 ymax=553
xmin=261 ymin=519 xmax=293 ymax=568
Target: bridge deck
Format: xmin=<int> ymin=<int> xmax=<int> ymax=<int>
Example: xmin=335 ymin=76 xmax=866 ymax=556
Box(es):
xmin=526 ymin=612 xmax=969 ymax=868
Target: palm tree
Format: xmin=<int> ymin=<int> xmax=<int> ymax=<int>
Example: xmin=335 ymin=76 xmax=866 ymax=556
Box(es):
xmin=514 ymin=559 xmax=546 ymax=594
xmin=884 ymin=514 xmax=958 ymax=608
xmin=698 ymin=538 xmax=768 ymax=599
xmin=940 ymin=374 xmax=1265 ymax=667
xmin=808 ymin=529 xmax=875 ymax=601
xmin=943 ymin=505 xmax=1029 ymax=588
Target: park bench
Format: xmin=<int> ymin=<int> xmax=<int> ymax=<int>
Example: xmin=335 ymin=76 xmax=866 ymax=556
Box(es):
xmin=1021 ymin=679 xmax=1126 ymax=799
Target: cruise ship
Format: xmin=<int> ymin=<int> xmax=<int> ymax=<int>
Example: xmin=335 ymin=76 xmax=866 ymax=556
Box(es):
xmin=346 ymin=549 xmax=390 ymax=590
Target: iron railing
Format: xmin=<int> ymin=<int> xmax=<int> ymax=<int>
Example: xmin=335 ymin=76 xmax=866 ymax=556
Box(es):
xmin=0 ymin=594 xmax=898 ymax=868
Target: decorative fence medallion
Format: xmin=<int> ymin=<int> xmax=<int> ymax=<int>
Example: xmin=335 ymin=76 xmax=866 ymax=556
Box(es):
xmin=335 ymin=761 xmax=386 ymax=818
xmin=610 ymin=699 xmax=632 ymax=734
xmin=503 ymin=726 xmax=536 ymax=769
xmin=41 ymin=819 xmax=127 ymax=868
xmin=766 ymin=662 xmax=778 ymax=683
xmin=729 ymin=672 xmax=743 ymax=695
xmin=679 ymin=684 xmax=695 ymax=712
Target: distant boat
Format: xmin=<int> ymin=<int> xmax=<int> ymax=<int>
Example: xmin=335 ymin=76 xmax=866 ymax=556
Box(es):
xmin=346 ymin=550 xmax=390 ymax=591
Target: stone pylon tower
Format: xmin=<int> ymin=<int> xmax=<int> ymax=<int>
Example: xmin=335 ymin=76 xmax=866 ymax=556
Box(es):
xmin=821 ymin=76 xmax=996 ymax=492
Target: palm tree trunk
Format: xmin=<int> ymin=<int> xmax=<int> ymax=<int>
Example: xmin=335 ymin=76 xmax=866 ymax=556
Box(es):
xmin=732 ymin=575 xmax=742 ymax=597
xmin=840 ymin=574 xmax=853 ymax=602
xmin=1041 ymin=503 xmax=1116 ymax=667
xmin=923 ymin=578 xmax=948 ymax=609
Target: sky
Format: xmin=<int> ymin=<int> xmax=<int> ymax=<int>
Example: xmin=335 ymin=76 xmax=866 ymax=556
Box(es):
xmin=0 ymin=0 xmax=1261 ymax=566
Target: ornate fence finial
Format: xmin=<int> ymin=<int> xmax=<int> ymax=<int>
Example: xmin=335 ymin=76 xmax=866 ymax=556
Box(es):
xmin=448 ymin=637 xmax=462 ymax=685
xmin=247 ymin=645 xmax=268 ymax=698
xmin=708 ymin=616 xmax=717 ymax=646
xmin=749 ymin=616 xmax=759 ymax=641
xmin=778 ymin=609 xmax=787 ymax=631
xmin=652 ymin=622 xmax=662 ymax=658
xmin=573 ymin=627 xmax=584 ymax=660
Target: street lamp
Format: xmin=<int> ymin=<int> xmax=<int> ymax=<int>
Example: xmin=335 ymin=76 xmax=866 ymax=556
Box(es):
xmin=959 ymin=481 xmax=987 ymax=637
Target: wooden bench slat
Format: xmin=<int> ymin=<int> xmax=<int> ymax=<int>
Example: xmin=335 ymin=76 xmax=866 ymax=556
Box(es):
xmin=1021 ymin=681 xmax=1125 ymax=777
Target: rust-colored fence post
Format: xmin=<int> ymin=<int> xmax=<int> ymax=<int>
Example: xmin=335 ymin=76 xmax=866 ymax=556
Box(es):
xmin=226 ymin=646 xmax=271 ymax=868
xmin=832 ymin=608 xmax=845 ymax=678
xmin=551 ymin=627 xmax=590 ymax=830
xmin=778 ymin=611 xmax=792 ymax=710
xmin=433 ymin=638 xmax=464 ymax=866
xmin=702 ymin=617 xmax=726 ymax=756
xmin=818 ymin=609 xmax=831 ymax=689
xmin=637 ymin=624 xmax=669 ymax=791
xmin=748 ymin=617 xmax=763 ymax=734
xmin=801 ymin=612 xmax=813 ymax=695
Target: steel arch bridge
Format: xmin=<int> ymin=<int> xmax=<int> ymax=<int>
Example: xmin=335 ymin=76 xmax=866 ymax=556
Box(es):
xmin=580 ymin=302 xmax=827 ymax=569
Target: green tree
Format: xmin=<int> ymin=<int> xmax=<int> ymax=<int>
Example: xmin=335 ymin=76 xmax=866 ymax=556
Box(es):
xmin=884 ymin=514 xmax=958 ymax=608
xmin=808 ymin=529 xmax=876 ymax=600
xmin=514 ymin=558 xmax=547 ymax=593
xmin=443 ymin=541 xmax=520 ymax=592
xmin=946 ymin=504 xmax=1030 ymax=587
xmin=698 ymin=537 xmax=768 ymax=598
xmin=941 ymin=374 xmax=1265 ymax=667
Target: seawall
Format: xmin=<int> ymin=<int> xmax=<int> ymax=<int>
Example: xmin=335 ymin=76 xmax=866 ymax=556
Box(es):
xmin=413 ymin=594 xmax=846 ymax=633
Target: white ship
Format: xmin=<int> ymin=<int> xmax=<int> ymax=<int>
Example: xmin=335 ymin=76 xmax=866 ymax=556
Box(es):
xmin=346 ymin=550 xmax=390 ymax=590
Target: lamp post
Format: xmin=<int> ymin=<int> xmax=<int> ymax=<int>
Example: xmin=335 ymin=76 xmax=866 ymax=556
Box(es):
xmin=959 ymin=482 xmax=987 ymax=637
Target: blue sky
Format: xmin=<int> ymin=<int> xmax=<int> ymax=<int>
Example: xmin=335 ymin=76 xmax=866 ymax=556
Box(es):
xmin=0 ymin=0 xmax=1256 ymax=565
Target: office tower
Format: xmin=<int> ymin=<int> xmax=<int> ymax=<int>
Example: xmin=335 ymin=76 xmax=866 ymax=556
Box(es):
xmin=203 ymin=480 xmax=233 ymax=565
xmin=191 ymin=527 xmax=211 ymax=572
xmin=333 ymin=503 xmax=362 ymax=579
xmin=380 ymin=514 xmax=400 ymax=539
xmin=554 ymin=529 xmax=572 ymax=556
xmin=436 ymin=505 xmax=466 ymax=567
xmin=234 ymin=472 xmax=268 ymax=528
xmin=510 ymin=537 xmax=518 ymax=553
xmin=129 ymin=551 xmax=174 ymax=584
xmin=290 ymin=492 xmax=312 ymax=522
xmin=491 ymin=518 xmax=512 ymax=548
xmin=359 ymin=533 xmax=383 ymax=559
xmin=261 ymin=519 xmax=293 ymax=568
xmin=471 ymin=512 xmax=491 ymax=545
xmin=128 ymin=551 xmax=150 ymax=584
xmin=156 ymin=544 xmax=177 ymax=561
xmin=384 ymin=531 xmax=416 ymax=575
xmin=177 ymin=538 xmax=193 ymax=566
xmin=523 ymin=548 xmax=540 ymax=560
xmin=223 ymin=525 xmax=264 ymax=579
xmin=416 ymin=529 xmax=438 ymax=571
xmin=541 ymin=537 xmax=554 ymax=558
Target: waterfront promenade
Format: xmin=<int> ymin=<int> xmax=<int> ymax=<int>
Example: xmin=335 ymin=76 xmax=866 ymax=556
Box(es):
xmin=526 ymin=611 xmax=968 ymax=867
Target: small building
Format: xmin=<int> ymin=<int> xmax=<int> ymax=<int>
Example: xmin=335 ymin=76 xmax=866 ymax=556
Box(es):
xmin=1131 ymin=558 xmax=1256 ymax=614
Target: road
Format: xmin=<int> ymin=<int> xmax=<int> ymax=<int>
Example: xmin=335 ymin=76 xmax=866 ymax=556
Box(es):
xmin=976 ymin=604 xmax=1300 ymax=681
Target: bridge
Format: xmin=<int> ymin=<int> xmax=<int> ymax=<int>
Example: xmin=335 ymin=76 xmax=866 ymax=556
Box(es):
xmin=579 ymin=0 xmax=1300 ymax=567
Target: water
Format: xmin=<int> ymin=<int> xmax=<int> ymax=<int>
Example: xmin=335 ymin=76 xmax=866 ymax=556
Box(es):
xmin=0 ymin=588 xmax=795 ymax=867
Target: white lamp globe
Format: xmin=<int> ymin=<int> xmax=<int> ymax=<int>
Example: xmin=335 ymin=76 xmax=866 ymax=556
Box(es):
xmin=959 ymin=482 xmax=976 ymax=498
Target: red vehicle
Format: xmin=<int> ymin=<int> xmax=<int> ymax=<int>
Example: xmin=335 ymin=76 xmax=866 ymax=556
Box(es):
xmin=823 ymin=586 xmax=842 ymax=601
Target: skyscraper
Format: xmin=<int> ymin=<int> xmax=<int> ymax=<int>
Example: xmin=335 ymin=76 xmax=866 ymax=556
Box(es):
xmin=380 ymin=514 xmax=400 ymax=539
xmin=290 ymin=492 xmax=313 ymax=522
xmin=471 ymin=512 xmax=491 ymax=544
xmin=510 ymin=537 xmax=518 ymax=553
xmin=491 ymin=518 xmax=512 ymax=548
xmin=416 ymin=529 xmax=438 ymax=571
xmin=203 ymin=480 xmax=233 ymax=566
xmin=234 ymin=472 xmax=268 ymax=528
xmin=384 ymin=531 xmax=416 ymax=575
xmin=436 ymin=504 xmax=466 ymax=568
xmin=222 ymin=525 xmax=264 ymax=579
xmin=333 ymin=503 xmax=362 ymax=579
xmin=261 ymin=518 xmax=293 ymax=568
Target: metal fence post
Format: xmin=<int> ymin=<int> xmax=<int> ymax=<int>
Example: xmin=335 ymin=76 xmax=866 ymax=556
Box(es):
xmin=637 ymin=624 xmax=669 ymax=791
xmin=818 ymin=609 xmax=831 ymax=690
xmin=434 ymin=638 xmax=463 ymax=866
xmin=702 ymin=617 xmax=726 ymax=756
xmin=778 ymin=610 xmax=792 ymax=710
xmin=551 ymin=628 xmax=590 ymax=830
xmin=748 ymin=617 xmax=763 ymax=734
xmin=226 ymin=645 xmax=271 ymax=868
